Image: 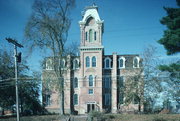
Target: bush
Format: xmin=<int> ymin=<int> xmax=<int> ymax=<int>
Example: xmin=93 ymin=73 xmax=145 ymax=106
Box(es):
xmin=88 ymin=110 xmax=106 ymax=121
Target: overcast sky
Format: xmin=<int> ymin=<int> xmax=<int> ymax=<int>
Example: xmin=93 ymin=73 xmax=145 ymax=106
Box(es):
xmin=0 ymin=0 xmax=179 ymax=74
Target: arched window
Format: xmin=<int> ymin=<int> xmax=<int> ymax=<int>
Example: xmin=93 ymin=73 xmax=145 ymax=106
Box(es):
xmin=86 ymin=56 xmax=90 ymax=67
xmin=104 ymin=57 xmax=111 ymax=69
xmin=73 ymin=94 xmax=78 ymax=105
xmin=89 ymin=75 xmax=93 ymax=87
xmin=85 ymin=32 xmax=88 ymax=41
xmin=94 ymin=31 xmax=96 ymax=41
xmin=74 ymin=77 xmax=78 ymax=88
xmin=119 ymin=57 xmax=126 ymax=68
xmin=89 ymin=29 xmax=93 ymax=42
xmin=133 ymin=57 xmax=140 ymax=68
xmin=73 ymin=59 xmax=79 ymax=69
xmin=92 ymin=56 xmax=96 ymax=67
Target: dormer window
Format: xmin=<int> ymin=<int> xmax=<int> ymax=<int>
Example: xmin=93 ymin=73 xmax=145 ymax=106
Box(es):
xmin=60 ymin=59 xmax=65 ymax=68
xmin=46 ymin=59 xmax=53 ymax=70
xmin=86 ymin=56 xmax=90 ymax=67
xmin=104 ymin=57 xmax=112 ymax=69
xmin=89 ymin=29 xmax=93 ymax=42
xmin=73 ymin=59 xmax=79 ymax=69
xmin=119 ymin=57 xmax=126 ymax=68
xmin=133 ymin=57 xmax=140 ymax=68
xmin=92 ymin=56 xmax=96 ymax=67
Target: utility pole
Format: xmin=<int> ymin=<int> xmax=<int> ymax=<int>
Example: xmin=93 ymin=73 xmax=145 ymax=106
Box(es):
xmin=6 ymin=38 xmax=23 ymax=121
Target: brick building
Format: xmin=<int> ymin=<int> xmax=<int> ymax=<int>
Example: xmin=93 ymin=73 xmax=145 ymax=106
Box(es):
xmin=42 ymin=5 xmax=143 ymax=114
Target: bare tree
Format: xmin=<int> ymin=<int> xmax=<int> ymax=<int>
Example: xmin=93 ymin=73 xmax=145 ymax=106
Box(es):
xmin=25 ymin=0 xmax=75 ymax=115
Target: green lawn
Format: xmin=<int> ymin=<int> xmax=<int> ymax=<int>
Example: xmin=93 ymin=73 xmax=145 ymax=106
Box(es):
xmin=0 ymin=114 xmax=180 ymax=121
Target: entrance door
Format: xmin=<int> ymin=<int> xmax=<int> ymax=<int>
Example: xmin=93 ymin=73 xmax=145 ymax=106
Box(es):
xmin=87 ymin=104 xmax=95 ymax=113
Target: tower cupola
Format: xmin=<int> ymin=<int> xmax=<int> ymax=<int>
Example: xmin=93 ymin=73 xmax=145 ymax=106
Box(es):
xmin=79 ymin=5 xmax=104 ymax=47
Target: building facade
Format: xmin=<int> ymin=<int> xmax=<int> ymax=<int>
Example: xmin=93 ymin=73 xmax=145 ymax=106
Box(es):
xmin=42 ymin=5 xmax=143 ymax=114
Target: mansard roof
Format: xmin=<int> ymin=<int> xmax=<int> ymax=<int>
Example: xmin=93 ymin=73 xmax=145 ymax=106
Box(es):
xmin=80 ymin=4 xmax=103 ymax=24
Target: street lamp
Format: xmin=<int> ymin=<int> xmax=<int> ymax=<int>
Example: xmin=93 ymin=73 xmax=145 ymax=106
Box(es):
xmin=6 ymin=37 xmax=23 ymax=121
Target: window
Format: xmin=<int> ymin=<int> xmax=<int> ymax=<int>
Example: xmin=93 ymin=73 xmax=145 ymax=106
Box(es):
xmin=73 ymin=59 xmax=79 ymax=69
xmin=104 ymin=94 xmax=110 ymax=105
xmin=119 ymin=92 xmax=124 ymax=104
xmin=46 ymin=59 xmax=53 ymax=70
xmin=104 ymin=57 xmax=111 ymax=69
xmin=104 ymin=76 xmax=111 ymax=88
xmin=60 ymin=59 xmax=65 ymax=68
xmin=74 ymin=77 xmax=78 ymax=88
xmin=134 ymin=96 xmax=139 ymax=104
xmin=94 ymin=31 xmax=96 ymax=40
xmin=46 ymin=95 xmax=51 ymax=106
xmin=118 ymin=76 xmax=124 ymax=104
xmin=119 ymin=76 xmax=124 ymax=88
xmin=86 ymin=56 xmax=90 ymax=67
xmin=85 ymin=32 xmax=88 ymax=41
xmin=119 ymin=57 xmax=125 ymax=68
xmin=89 ymin=75 xmax=93 ymax=87
xmin=73 ymin=94 xmax=78 ymax=105
xmin=89 ymin=29 xmax=93 ymax=42
xmin=133 ymin=57 xmax=140 ymax=68
xmin=88 ymin=89 xmax=93 ymax=94
xmin=92 ymin=56 xmax=96 ymax=67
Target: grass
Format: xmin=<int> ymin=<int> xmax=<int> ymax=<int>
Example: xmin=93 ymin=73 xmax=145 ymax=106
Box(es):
xmin=107 ymin=114 xmax=180 ymax=121
xmin=0 ymin=114 xmax=180 ymax=121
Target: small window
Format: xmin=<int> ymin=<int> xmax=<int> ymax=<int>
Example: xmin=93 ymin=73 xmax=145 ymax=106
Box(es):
xmin=88 ymin=89 xmax=93 ymax=94
xmin=73 ymin=59 xmax=79 ymax=69
xmin=73 ymin=94 xmax=78 ymax=105
xmin=74 ymin=77 xmax=78 ymax=88
xmin=89 ymin=29 xmax=93 ymax=42
xmin=92 ymin=56 xmax=96 ymax=67
xmin=89 ymin=75 xmax=93 ymax=87
xmin=104 ymin=57 xmax=111 ymax=69
xmin=133 ymin=57 xmax=140 ymax=68
xmin=85 ymin=32 xmax=88 ymax=41
xmin=94 ymin=31 xmax=96 ymax=40
xmin=86 ymin=56 xmax=90 ymax=67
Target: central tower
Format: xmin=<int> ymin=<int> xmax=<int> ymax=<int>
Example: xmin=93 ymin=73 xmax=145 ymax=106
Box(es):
xmin=78 ymin=5 xmax=104 ymax=114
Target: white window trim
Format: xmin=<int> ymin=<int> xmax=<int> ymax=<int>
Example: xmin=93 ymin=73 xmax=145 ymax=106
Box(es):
xmin=60 ymin=59 xmax=66 ymax=69
xmin=133 ymin=56 xmax=140 ymax=68
xmin=119 ymin=57 xmax=126 ymax=69
xmin=73 ymin=58 xmax=79 ymax=70
xmin=46 ymin=59 xmax=53 ymax=70
xmin=104 ymin=57 xmax=112 ymax=69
